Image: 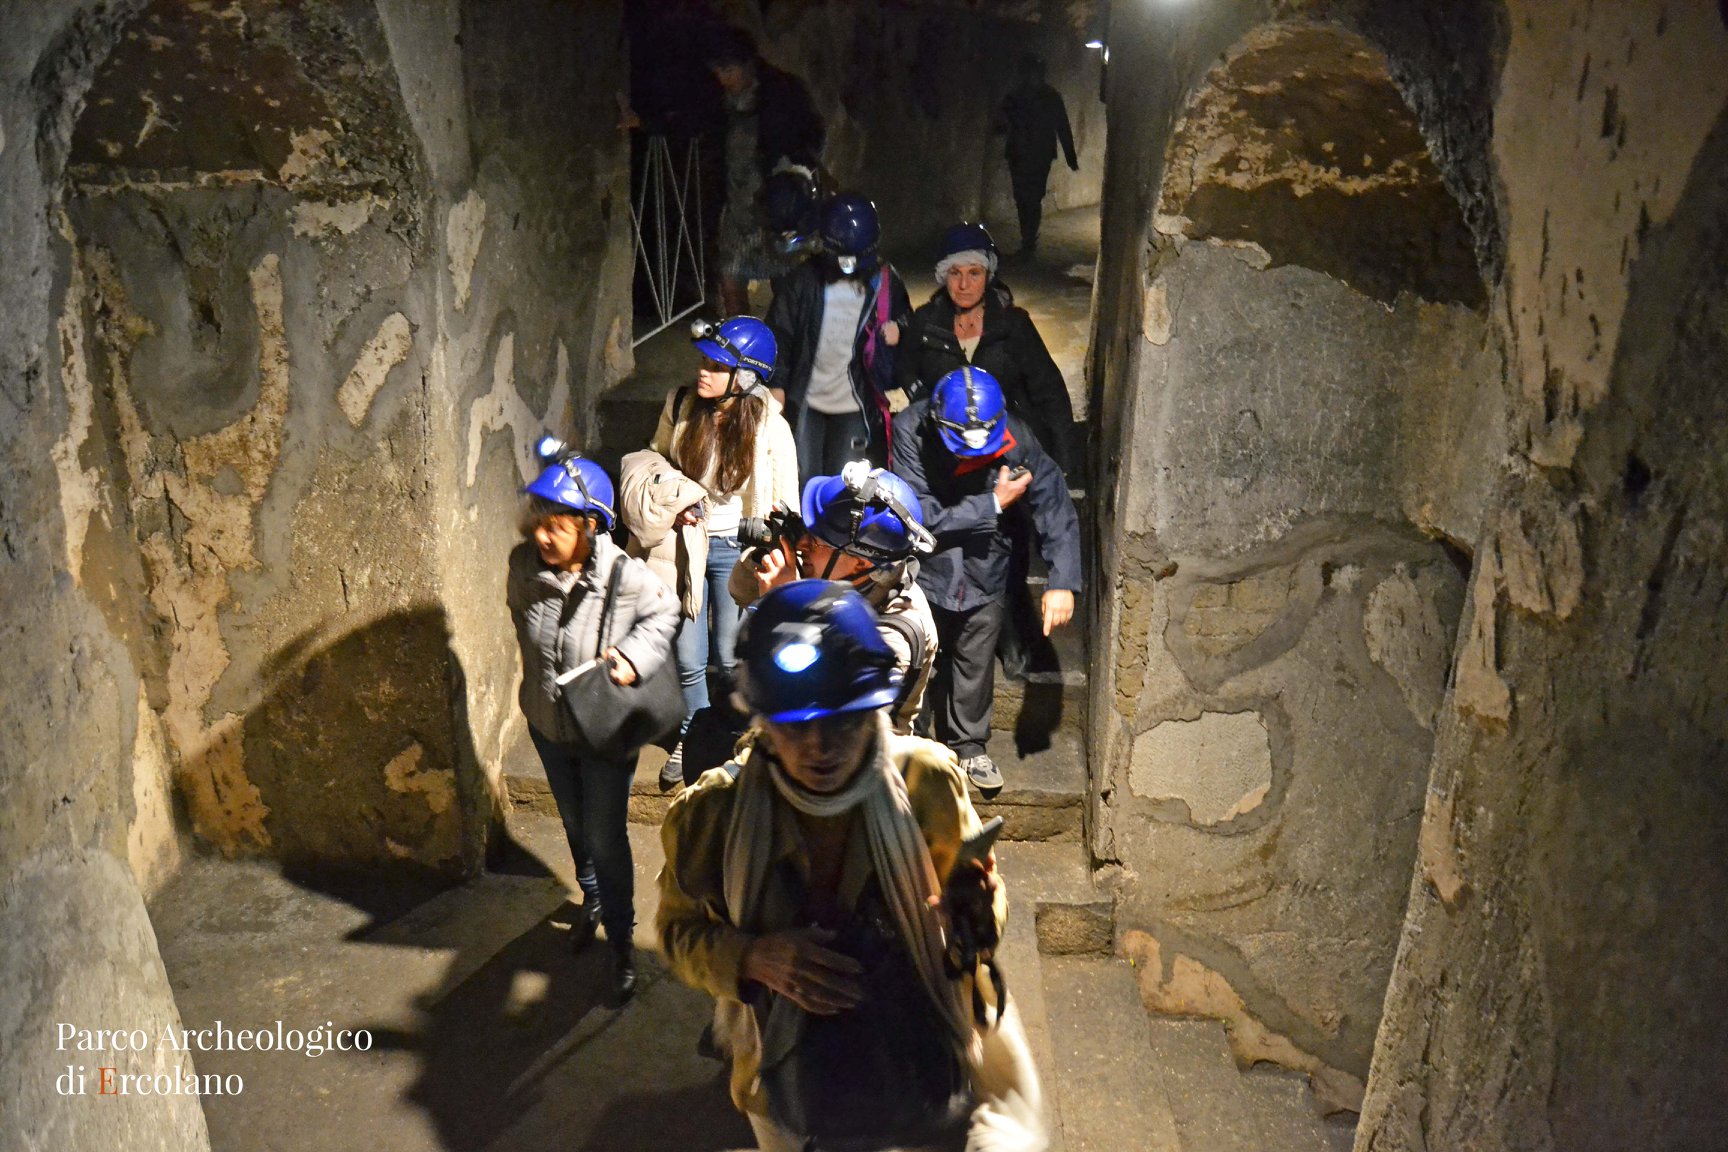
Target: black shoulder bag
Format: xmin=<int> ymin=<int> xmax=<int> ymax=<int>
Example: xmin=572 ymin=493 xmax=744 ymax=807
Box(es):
xmin=556 ymin=558 xmax=684 ymax=760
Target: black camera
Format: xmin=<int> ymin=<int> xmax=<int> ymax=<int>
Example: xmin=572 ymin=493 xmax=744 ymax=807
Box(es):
xmin=738 ymin=505 xmax=805 ymax=552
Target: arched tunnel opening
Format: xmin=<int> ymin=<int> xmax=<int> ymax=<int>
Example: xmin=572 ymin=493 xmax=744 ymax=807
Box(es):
xmin=5 ymin=3 xmax=1728 ymax=1152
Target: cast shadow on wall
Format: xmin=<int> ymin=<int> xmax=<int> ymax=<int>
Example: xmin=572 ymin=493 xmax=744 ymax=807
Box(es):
xmin=205 ymin=609 xmax=748 ymax=1150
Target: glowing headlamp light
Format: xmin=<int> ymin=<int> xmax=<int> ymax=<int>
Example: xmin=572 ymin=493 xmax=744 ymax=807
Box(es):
xmin=774 ymin=641 xmax=820 ymax=673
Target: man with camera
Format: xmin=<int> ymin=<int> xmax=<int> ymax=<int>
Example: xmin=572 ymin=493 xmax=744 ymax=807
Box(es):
xmin=730 ymin=462 xmax=939 ymax=736
xmin=891 ymin=365 xmax=1082 ymax=796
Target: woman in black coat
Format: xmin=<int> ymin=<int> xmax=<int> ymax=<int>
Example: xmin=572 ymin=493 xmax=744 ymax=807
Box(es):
xmin=895 ymin=222 xmax=1076 ymax=477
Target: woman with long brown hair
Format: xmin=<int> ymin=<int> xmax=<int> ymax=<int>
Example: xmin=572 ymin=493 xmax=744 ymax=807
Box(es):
xmin=640 ymin=315 xmax=799 ymax=789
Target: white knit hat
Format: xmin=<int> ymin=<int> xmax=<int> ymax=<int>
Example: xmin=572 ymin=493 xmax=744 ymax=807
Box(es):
xmin=935 ymin=248 xmax=997 ymax=286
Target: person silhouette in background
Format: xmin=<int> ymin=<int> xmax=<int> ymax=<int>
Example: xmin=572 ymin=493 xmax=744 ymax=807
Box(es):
xmin=707 ymin=26 xmax=826 ymax=314
xmin=994 ymin=53 xmax=1078 ymax=258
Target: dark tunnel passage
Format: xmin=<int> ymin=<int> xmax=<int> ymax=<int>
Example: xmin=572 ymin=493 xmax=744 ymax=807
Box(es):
xmin=4 ymin=3 xmax=1728 ymax=1152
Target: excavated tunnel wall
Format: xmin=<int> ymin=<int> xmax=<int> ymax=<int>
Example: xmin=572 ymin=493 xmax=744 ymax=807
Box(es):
xmin=1091 ymin=0 xmax=1728 ymax=1146
xmin=2 ymin=1 xmax=632 ymax=1145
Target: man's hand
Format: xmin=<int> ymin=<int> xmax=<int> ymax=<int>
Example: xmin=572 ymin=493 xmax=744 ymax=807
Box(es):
xmin=753 ymin=545 xmax=797 ymax=595
xmin=605 ymin=647 xmax=638 ymax=685
xmin=994 ymin=465 xmax=1032 ymax=510
xmin=881 ymin=319 xmax=901 ymax=347
xmin=741 ymin=928 xmax=864 ymax=1015
xmin=1041 ymin=588 xmax=1074 ymax=634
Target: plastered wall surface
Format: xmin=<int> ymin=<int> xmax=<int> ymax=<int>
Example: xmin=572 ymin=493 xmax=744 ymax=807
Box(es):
xmin=1 ymin=4 xmax=210 ymax=1149
xmin=1093 ymin=9 xmax=1491 ymax=1098
xmin=1356 ymin=5 xmax=1728 ymax=1149
xmin=1092 ymin=0 xmax=1728 ymax=1144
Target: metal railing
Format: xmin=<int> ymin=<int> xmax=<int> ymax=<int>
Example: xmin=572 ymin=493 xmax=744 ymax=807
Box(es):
xmin=630 ymin=135 xmax=705 ymax=347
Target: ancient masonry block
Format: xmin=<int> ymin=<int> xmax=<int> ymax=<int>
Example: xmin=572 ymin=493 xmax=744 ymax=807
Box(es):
xmin=1183 ymin=569 xmax=1292 ymax=657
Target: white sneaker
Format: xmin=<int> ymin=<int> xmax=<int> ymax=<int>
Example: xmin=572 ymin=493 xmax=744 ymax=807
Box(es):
xmin=961 ymin=754 xmax=1004 ymax=793
xmin=659 ymin=742 xmax=684 ymax=791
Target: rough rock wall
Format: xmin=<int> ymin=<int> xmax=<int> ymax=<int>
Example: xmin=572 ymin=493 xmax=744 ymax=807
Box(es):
xmin=0 ymin=3 xmax=210 ymax=1149
xmin=1357 ymin=5 xmax=1728 ymax=1150
xmin=37 ymin=0 xmax=631 ymax=879
xmin=1093 ymin=0 xmax=1728 ymax=1142
xmin=1090 ymin=6 xmax=1499 ymax=1105
xmin=56 ymin=0 xmax=476 ymax=875
xmin=742 ymin=0 xmax=1105 ymax=252
xmin=439 ymin=0 xmax=633 ymax=831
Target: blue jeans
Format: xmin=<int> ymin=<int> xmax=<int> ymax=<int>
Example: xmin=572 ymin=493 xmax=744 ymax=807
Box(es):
xmin=528 ymin=725 xmax=635 ymax=948
xmin=675 ymin=533 xmax=743 ymax=734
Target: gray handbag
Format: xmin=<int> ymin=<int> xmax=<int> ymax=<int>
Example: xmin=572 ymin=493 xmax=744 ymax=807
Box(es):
xmin=555 ymin=558 xmax=683 ymax=759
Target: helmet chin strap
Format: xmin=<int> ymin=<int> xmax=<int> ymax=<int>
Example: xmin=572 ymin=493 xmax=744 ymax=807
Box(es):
xmin=726 ymin=366 xmax=765 ymax=400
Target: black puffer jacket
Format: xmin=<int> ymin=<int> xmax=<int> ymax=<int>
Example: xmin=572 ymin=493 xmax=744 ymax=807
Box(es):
xmin=765 ymin=260 xmax=912 ymax=465
xmin=896 ymin=287 xmax=1077 ymax=475
xmin=890 ymin=400 xmax=1081 ymax=613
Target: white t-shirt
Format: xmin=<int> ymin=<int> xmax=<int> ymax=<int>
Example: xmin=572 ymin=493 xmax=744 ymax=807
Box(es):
xmin=706 ymin=492 xmax=742 ymax=538
xmin=805 ymin=279 xmax=867 ymax=415
xmin=959 ymin=334 xmax=982 ymax=361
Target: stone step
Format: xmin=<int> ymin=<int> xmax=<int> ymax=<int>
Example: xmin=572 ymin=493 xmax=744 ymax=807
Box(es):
xmin=996 ymin=840 xmax=1114 ymax=956
xmin=992 ymin=843 xmax=1069 ymax=1152
xmin=993 ymin=670 xmax=1088 ymax=741
xmin=975 ymin=725 xmax=1086 ymax=842
xmin=1239 ymin=1064 xmax=1357 ymax=1152
xmin=1042 ymin=955 xmax=1182 ymax=1152
xmin=1138 ymin=1015 xmax=1356 ymax=1152
xmin=1142 ymin=1017 xmax=1265 ymax=1152
xmin=504 ymin=723 xmax=1087 ymax=845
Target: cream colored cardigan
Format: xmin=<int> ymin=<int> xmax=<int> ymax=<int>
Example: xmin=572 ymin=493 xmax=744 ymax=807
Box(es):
xmin=627 ymin=387 xmax=799 ymax=618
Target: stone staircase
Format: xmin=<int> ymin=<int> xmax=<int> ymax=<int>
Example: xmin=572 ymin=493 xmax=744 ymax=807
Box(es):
xmin=504 ymin=224 xmax=1354 ymax=1148
xmin=507 ymin=361 xmax=1095 ymax=846
xmin=998 ymin=840 xmax=1353 ymax=1152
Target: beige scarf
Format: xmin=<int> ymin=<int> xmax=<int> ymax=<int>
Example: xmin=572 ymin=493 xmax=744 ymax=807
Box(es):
xmin=719 ymin=715 xmax=975 ymax=1074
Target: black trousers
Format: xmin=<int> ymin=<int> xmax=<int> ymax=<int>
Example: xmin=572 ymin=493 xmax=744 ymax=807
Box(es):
xmin=1010 ymin=161 xmax=1052 ymax=250
xmin=929 ymin=599 xmax=1007 ymax=761
xmin=795 ymin=406 xmax=873 ymax=487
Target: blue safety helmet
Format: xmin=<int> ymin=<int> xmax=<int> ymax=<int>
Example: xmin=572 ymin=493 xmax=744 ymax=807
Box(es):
xmin=763 ymin=167 xmax=822 ymax=236
xmin=690 ymin=315 xmax=777 ymax=381
xmin=938 ymin=221 xmax=998 ymax=264
xmin=931 ymin=365 xmax=1008 ymax=458
xmin=821 ymin=193 xmax=881 ymax=258
xmin=523 ymin=436 xmax=617 ymax=530
xmin=736 ymin=580 xmax=900 ymax=723
xmin=802 ymin=467 xmax=926 ymax=563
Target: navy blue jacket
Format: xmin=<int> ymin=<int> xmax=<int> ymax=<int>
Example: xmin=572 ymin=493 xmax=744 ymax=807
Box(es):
xmin=890 ymin=400 xmax=1081 ymax=613
xmin=896 ymin=287 xmax=1077 ymax=476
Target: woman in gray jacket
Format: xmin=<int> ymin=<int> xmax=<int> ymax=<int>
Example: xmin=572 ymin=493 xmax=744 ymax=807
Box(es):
xmin=509 ymin=448 xmax=678 ymax=1001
